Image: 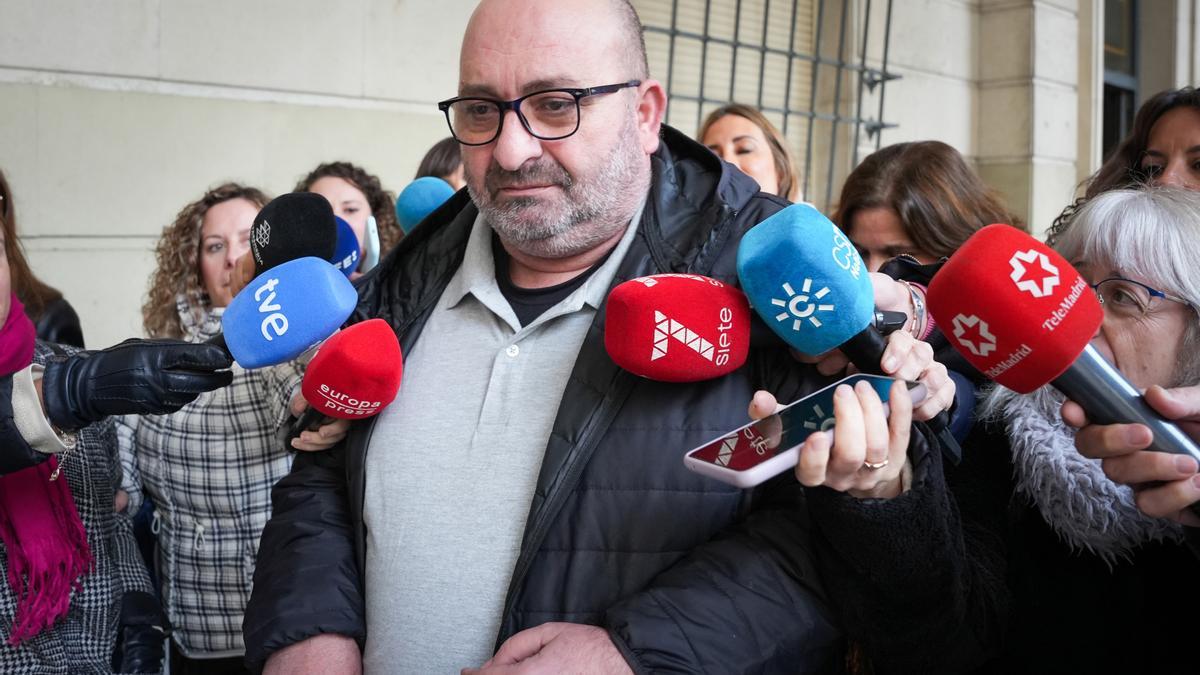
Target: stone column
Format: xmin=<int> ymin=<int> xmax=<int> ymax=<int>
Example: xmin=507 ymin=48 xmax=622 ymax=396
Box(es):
xmin=976 ymin=0 xmax=1080 ymax=237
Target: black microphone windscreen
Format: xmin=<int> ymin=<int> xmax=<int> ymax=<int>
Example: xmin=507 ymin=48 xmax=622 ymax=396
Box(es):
xmin=250 ymin=192 xmax=339 ymax=274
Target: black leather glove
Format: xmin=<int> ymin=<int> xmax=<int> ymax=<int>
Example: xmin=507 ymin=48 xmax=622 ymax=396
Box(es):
xmin=42 ymin=338 xmax=234 ymax=431
xmin=112 ymin=590 xmax=169 ymax=674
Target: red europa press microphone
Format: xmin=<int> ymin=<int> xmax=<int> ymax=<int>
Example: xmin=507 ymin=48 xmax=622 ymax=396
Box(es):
xmin=927 ymin=224 xmax=1200 ymax=468
xmin=284 ymin=318 xmax=403 ymax=444
xmin=605 ymin=274 xmax=751 ymax=382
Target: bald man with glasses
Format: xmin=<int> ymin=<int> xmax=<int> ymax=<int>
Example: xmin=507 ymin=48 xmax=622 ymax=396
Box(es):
xmin=244 ymin=2 xmax=949 ymax=673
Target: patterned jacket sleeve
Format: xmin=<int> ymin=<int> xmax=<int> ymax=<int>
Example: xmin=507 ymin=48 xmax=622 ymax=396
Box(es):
xmin=256 ymin=360 xmax=306 ymax=437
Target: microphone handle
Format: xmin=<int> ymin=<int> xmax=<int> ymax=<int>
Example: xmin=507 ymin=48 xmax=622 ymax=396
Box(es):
xmin=1053 ymin=345 xmax=1200 ymax=520
xmin=840 ymin=328 xmax=889 ymax=376
xmin=205 ymin=332 xmax=230 ymax=356
xmin=1053 ymin=345 xmax=1200 ymax=463
xmin=842 ymin=327 xmax=960 ymax=463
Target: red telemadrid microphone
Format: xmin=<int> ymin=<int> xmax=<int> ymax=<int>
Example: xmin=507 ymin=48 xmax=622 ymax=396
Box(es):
xmin=605 ymin=274 xmax=751 ymax=382
xmin=927 ymin=224 xmax=1200 ymax=467
xmin=284 ymin=318 xmax=403 ymax=444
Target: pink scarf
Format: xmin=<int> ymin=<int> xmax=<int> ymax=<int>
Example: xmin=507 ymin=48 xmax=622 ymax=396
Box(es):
xmin=0 ymin=292 xmax=92 ymax=644
xmin=0 ymin=292 xmax=35 ymax=377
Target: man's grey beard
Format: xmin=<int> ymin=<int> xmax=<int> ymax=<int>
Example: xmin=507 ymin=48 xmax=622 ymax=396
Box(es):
xmin=467 ymin=115 xmax=648 ymax=258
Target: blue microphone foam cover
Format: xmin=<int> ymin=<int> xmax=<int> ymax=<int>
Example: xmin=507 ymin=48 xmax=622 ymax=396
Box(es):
xmin=737 ymin=203 xmax=874 ymax=355
xmin=331 ymin=216 xmax=361 ymax=277
xmin=223 ymin=256 xmax=358 ymax=369
xmin=395 ymin=177 xmax=455 ymax=234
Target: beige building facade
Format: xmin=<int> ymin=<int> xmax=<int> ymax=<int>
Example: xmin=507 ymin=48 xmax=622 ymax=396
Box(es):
xmin=1 ymin=0 xmax=1195 ymax=346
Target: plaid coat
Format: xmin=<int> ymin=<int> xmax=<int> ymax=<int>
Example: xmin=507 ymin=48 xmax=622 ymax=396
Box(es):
xmin=0 ymin=342 xmax=156 ymax=674
xmin=117 ymin=302 xmax=301 ymax=657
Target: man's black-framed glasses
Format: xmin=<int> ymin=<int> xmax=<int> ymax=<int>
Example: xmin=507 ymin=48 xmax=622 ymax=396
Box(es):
xmin=438 ymin=80 xmax=641 ymax=146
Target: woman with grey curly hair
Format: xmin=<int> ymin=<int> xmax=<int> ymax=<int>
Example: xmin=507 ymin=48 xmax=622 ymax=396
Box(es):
xmin=120 ymin=183 xmax=314 ymax=673
xmin=751 ymin=187 xmax=1200 ymax=672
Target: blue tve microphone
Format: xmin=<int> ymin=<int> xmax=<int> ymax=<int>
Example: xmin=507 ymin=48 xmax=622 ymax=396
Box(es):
xmin=330 ymin=216 xmax=361 ymax=277
xmin=738 ymin=203 xmax=880 ymax=362
xmin=213 ymin=257 xmax=358 ymax=369
xmin=395 ymin=176 xmax=455 ymax=234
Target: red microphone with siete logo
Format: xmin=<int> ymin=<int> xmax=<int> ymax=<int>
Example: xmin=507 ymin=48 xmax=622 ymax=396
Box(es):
xmin=604 ymin=274 xmax=751 ymax=382
xmin=284 ymin=318 xmax=403 ymax=445
xmin=927 ymin=224 xmax=1200 ymax=470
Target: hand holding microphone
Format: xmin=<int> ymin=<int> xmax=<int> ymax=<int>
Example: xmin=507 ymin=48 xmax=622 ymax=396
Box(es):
xmin=737 ymin=203 xmax=956 ymax=424
xmin=283 ymin=318 xmax=402 ymax=451
xmin=926 ymin=224 xmax=1200 ymax=517
xmin=1064 ymin=384 xmax=1200 ymax=525
xmin=793 ymin=272 xmax=925 ymax=376
xmin=41 ymin=339 xmax=234 ymax=431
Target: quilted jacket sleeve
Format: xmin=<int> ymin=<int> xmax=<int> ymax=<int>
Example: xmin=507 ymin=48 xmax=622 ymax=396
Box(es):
xmin=241 ymin=444 xmax=364 ymax=672
xmin=604 ymin=474 xmax=844 ymax=674
xmin=800 ymin=423 xmax=1013 ymax=674
xmin=603 ymin=351 xmax=845 ymax=674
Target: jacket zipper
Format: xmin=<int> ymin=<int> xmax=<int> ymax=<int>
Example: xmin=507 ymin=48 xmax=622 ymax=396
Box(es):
xmin=492 ymin=203 xmax=739 ymax=645
xmin=494 ymin=369 xmax=638 ymax=648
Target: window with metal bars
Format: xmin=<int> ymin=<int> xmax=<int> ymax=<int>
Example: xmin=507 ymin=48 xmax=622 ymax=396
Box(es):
xmin=632 ymin=0 xmax=899 ymax=211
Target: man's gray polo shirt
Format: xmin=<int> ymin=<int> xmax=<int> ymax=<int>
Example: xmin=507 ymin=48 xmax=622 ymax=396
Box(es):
xmin=361 ymin=203 xmax=643 ymax=673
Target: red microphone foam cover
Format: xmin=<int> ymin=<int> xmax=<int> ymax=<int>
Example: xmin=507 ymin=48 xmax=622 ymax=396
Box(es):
xmin=927 ymin=224 xmax=1103 ymax=393
xmin=605 ymin=274 xmax=751 ymax=382
xmin=302 ymin=318 xmax=403 ymax=419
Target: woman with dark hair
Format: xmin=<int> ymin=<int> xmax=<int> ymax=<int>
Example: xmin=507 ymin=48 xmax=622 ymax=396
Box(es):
xmin=118 ymin=183 xmax=334 ymax=674
xmin=416 ymin=136 xmax=465 ymax=190
xmin=1049 ymin=87 xmax=1200 ymax=244
xmin=827 ymin=141 xmax=1020 ymax=445
xmin=833 ymin=141 xmax=1022 ymax=273
xmin=0 ymin=220 xmax=167 ymax=673
xmin=0 ymin=169 xmax=84 ymax=348
xmin=699 ymin=103 xmax=802 ymax=201
xmin=295 ymin=161 xmax=401 ymax=270
xmin=1087 ymin=87 xmax=1200 ymax=195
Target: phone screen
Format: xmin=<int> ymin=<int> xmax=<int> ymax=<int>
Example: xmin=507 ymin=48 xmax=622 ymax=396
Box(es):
xmin=685 ymin=374 xmax=921 ymax=473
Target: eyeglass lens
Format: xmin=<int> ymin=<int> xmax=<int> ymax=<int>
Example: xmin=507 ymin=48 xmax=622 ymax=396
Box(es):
xmin=1096 ymin=279 xmax=1156 ymax=316
xmin=448 ymin=91 xmax=579 ymax=144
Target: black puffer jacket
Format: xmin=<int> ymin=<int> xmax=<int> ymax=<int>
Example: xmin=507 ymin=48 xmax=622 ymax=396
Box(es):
xmin=244 ymin=127 xmax=899 ymax=673
xmin=806 ymin=416 xmax=1199 ymax=674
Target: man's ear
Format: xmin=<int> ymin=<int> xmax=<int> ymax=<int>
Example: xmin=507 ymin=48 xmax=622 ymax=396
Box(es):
xmin=635 ymin=80 xmax=668 ymax=155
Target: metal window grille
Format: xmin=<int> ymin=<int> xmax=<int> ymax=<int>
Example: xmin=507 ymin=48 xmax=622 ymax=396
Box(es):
xmin=633 ymin=0 xmax=900 ymax=211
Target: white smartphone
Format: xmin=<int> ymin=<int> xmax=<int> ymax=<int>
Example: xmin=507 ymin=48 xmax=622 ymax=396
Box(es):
xmin=683 ymin=374 xmax=928 ymax=488
xmin=360 ymin=215 xmax=380 ymax=272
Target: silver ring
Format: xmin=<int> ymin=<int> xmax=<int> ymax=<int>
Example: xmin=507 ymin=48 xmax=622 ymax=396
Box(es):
xmin=862 ymin=458 xmax=890 ymax=470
